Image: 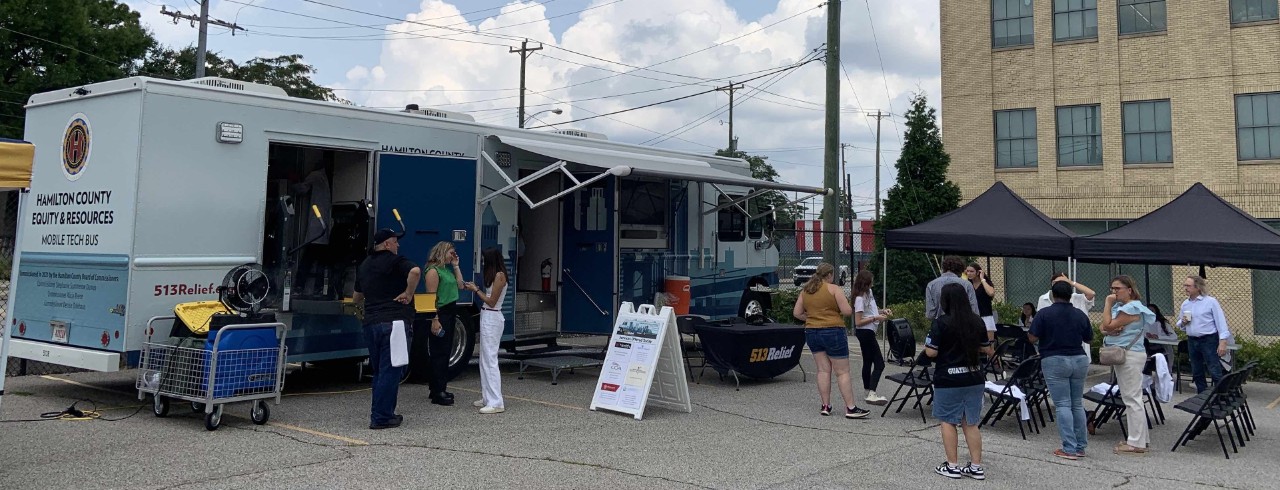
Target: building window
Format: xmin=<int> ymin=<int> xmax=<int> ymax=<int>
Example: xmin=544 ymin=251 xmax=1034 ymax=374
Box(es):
xmin=993 ymin=0 xmax=1035 ymax=48
xmin=1053 ymin=0 xmax=1098 ymax=41
xmin=1122 ymin=100 xmax=1173 ymax=164
xmin=1231 ymin=0 xmax=1279 ymax=24
xmin=995 ymin=109 xmax=1038 ymax=168
xmin=1236 ymin=92 xmax=1280 ymax=161
xmin=1056 ymin=105 xmax=1102 ymax=166
xmin=1118 ymin=0 xmax=1167 ymax=34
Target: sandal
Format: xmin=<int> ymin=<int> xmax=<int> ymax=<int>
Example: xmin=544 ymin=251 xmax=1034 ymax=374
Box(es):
xmin=1113 ymin=443 xmax=1147 ymax=455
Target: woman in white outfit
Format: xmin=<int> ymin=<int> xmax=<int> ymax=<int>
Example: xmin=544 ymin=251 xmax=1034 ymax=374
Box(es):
xmin=466 ymin=247 xmax=508 ymax=414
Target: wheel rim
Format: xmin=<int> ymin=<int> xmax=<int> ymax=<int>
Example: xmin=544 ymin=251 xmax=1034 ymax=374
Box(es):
xmin=252 ymin=402 xmax=264 ymax=420
xmin=153 ymin=396 xmax=163 ymax=413
xmin=212 ymin=406 xmax=222 ymax=426
xmin=448 ymin=318 xmax=468 ymax=367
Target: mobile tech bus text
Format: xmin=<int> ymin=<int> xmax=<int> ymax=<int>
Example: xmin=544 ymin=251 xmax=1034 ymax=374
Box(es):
xmin=29 ymin=190 xmax=115 ymax=247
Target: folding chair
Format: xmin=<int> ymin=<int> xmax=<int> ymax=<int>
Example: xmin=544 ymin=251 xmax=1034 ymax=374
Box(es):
xmin=1172 ymin=370 xmax=1248 ymax=459
xmin=981 ymin=355 xmax=1043 ymax=440
xmin=982 ymin=339 xmax=1016 ymax=381
xmin=1084 ymin=369 xmax=1130 ymax=437
xmin=879 ymin=356 xmax=934 ymax=423
xmin=1173 ymin=339 xmax=1189 ymax=393
xmin=675 ymin=315 xmax=709 ymax=382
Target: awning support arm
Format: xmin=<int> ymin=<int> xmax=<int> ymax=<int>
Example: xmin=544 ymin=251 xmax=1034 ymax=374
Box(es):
xmin=702 ymin=188 xmax=772 ymax=215
xmin=528 ymin=168 xmax=619 ymax=210
xmin=748 ymin=192 xmax=823 ymax=220
xmin=479 ymin=151 xmax=566 ymax=206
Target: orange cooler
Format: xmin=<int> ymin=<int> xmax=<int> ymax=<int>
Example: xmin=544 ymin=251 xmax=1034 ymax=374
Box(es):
xmin=664 ymin=276 xmax=691 ymax=315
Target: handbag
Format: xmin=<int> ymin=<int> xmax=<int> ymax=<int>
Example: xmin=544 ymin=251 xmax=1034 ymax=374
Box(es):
xmin=1098 ymin=328 xmax=1143 ymax=366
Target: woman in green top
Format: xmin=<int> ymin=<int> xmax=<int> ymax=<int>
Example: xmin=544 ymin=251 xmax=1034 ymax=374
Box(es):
xmin=424 ymin=241 xmax=467 ymax=405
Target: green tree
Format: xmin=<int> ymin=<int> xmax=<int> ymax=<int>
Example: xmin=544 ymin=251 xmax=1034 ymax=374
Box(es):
xmin=139 ymin=47 xmax=339 ymax=102
xmin=870 ymin=93 xmax=961 ymax=304
xmin=0 ymin=0 xmax=154 ymax=139
xmin=715 ymin=148 xmax=807 ymax=229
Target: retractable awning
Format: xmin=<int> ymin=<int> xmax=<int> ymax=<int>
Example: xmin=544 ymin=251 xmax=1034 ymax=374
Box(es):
xmin=0 ymin=138 xmax=34 ymax=189
xmin=483 ymin=135 xmax=828 ymax=209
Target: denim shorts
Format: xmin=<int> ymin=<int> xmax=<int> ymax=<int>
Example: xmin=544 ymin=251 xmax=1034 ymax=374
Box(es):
xmin=805 ymin=327 xmax=850 ymax=358
xmin=932 ymin=385 xmax=984 ymax=426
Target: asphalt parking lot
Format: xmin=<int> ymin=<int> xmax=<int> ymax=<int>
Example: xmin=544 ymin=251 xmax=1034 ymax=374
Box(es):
xmin=2 ymin=339 xmax=1278 ymax=490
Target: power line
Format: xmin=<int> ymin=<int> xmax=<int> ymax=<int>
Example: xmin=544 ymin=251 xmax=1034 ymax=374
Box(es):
xmin=861 ymin=0 xmax=902 ymax=146
xmin=640 ymin=48 xmax=824 ymax=145
xmin=239 ymin=0 xmax=560 ymax=31
xmin=531 ymin=92 xmax=718 ymax=149
xmin=0 ymin=26 xmax=176 ymax=80
xmin=525 ymin=55 xmax=821 ymax=130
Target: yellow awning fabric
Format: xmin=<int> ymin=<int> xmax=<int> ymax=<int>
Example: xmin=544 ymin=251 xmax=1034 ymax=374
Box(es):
xmin=0 ymin=139 xmax=34 ymax=189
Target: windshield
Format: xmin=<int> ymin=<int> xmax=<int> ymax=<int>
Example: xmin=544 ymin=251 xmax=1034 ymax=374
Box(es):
xmin=799 ymin=257 xmax=821 ymax=266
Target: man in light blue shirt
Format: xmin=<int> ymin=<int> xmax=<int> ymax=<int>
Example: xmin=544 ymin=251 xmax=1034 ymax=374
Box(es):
xmin=925 ymin=256 xmax=979 ymax=320
xmin=1174 ymin=275 xmax=1231 ymax=393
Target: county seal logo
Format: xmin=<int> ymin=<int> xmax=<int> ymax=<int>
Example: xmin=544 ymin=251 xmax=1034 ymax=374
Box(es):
xmin=61 ymin=113 xmax=91 ymax=181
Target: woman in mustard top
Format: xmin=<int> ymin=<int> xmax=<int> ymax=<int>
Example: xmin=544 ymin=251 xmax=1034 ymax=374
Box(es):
xmin=793 ymin=263 xmax=870 ymax=419
xmin=423 ymin=241 xmax=467 ymax=406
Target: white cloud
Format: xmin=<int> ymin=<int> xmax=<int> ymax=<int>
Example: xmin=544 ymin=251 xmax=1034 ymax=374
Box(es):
xmin=316 ymin=0 xmax=941 ymax=207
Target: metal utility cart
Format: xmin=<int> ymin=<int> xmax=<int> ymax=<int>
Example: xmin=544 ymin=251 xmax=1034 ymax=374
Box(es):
xmin=136 ymin=316 xmax=287 ymax=431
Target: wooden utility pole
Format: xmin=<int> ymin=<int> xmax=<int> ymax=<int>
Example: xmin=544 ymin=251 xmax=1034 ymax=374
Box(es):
xmin=160 ymin=4 xmax=245 ymax=78
xmin=511 ymin=39 xmax=543 ymax=128
xmin=822 ymin=0 xmax=841 ymax=264
xmin=717 ymin=82 xmax=744 ymax=152
xmin=870 ymin=110 xmax=889 ymax=221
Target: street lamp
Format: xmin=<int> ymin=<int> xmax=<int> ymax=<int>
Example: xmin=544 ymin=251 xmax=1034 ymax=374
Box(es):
xmin=522 ymin=108 xmax=562 ymax=127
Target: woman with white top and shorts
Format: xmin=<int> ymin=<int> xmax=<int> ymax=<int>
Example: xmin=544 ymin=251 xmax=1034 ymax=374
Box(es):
xmin=466 ymin=247 xmax=508 ymax=414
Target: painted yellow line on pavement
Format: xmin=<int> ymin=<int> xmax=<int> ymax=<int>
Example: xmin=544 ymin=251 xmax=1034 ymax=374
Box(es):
xmin=265 ymin=421 xmax=370 ymax=446
xmin=40 ymin=375 xmax=134 ymax=396
xmin=449 ymin=385 xmax=586 ymax=411
xmin=1266 ymin=393 xmax=1280 ymax=411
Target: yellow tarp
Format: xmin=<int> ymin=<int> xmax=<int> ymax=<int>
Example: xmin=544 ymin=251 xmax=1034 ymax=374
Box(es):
xmin=0 ymin=140 xmax=33 ymax=189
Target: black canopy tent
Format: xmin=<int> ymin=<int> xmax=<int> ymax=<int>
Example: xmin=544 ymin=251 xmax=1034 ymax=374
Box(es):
xmin=1073 ymin=182 xmax=1280 ymax=271
xmin=884 ymin=181 xmax=1079 ymax=260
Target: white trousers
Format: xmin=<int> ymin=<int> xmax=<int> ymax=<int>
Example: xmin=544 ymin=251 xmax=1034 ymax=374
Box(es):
xmin=1115 ymin=349 xmax=1149 ymax=448
xmin=479 ymin=310 xmax=504 ymax=409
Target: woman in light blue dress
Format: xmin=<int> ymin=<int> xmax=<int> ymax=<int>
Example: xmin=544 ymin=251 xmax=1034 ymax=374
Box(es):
xmin=1100 ymin=275 xmax=1156 ymax=455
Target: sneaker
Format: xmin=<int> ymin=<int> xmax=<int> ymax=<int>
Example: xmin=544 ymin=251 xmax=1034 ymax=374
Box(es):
xmin=865 ymin=391 xmax=889 ymax=406
xmin=960 ymin=463 xmax=985 ymax=480
xmin=845 ymin=406 xmax=870 ymax=419
xmin=1053 ymin=449 xmax=1079 ymax=461
xmin=479 ymin=406 xmax=505 ymax=414
xmin=473 ymin=399 xmax=486 ymax=408
xmin=935 ymin=462 xmax=962 ymax=479
xmin=820 ymin=404 xmax=832 ymax=416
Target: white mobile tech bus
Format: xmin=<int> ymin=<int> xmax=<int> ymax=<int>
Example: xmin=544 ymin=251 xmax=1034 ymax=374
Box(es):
xmin=4 ymin=77 xmax=827 ymax=378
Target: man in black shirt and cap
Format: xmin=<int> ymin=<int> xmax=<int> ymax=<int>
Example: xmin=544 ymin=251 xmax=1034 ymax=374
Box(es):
xmin=353 ymin=228 xmax=421 ymax=429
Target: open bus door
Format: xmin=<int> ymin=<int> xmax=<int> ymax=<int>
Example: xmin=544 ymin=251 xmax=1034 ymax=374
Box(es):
xmin=558 ymin=174 xmax=616 ymax=334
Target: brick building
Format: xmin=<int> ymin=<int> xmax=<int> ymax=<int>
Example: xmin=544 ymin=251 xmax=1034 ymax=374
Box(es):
xmin=940 ymin=0 xmax=1280 ymax=342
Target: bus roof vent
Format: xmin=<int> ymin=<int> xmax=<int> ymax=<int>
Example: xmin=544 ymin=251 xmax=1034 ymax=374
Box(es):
xmin=402 ymin=104 xmax=476 ymax=122
xmin=549 ymin=128 xmax=608 ymax=140
xmin=186 ymin=77 xmax=289 ymax=96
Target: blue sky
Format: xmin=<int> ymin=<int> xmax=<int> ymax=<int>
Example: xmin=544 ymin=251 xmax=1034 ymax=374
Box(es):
xmin=124 ymin=0 xmax=942 ymax=217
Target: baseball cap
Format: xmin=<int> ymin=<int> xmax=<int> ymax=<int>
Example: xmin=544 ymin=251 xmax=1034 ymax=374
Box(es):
xmin=372 ymin=228 xmax=398 ymax=247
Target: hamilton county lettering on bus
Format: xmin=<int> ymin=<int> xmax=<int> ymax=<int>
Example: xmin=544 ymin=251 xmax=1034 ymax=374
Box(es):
xmin=29 ymin=190 xmax=117 ymax=246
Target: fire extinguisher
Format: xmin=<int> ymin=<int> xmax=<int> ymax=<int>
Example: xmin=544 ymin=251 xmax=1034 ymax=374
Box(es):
xmin=541 ymin=258 xmax=553 ymax=291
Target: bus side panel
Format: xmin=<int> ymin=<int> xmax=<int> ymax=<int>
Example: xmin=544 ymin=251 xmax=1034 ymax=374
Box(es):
xmin=11 ymin=93 xmax=142 ymax=353
xmin=126 ymin=93 xmax=270 ymax=351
